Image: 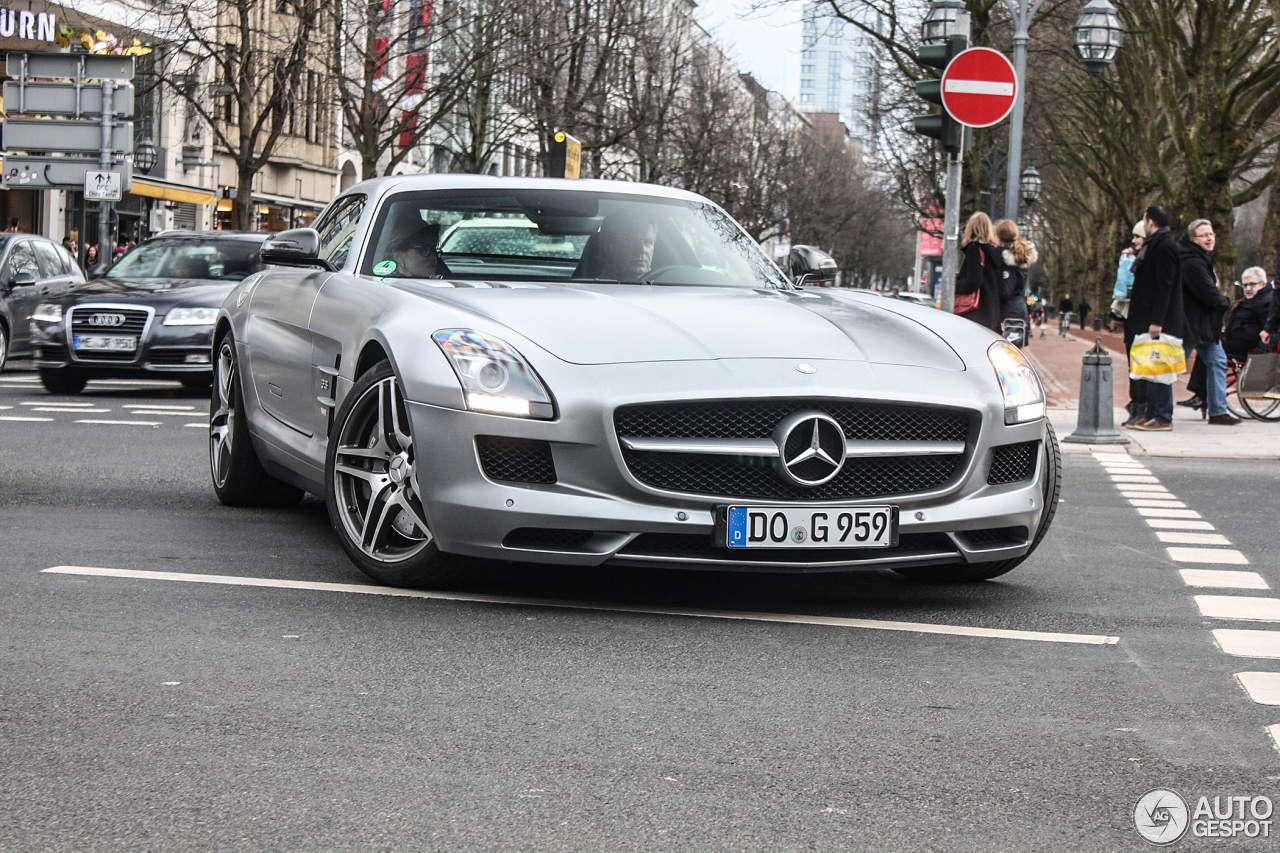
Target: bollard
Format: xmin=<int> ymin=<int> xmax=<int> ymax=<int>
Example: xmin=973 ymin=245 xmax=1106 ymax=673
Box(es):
xmin=1063 ymin=337 xmax=1129 ymax=444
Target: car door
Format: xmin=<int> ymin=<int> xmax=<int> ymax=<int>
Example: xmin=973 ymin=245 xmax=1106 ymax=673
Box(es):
xmin=32 ymin=239 xmax=78 ymax=297
xmin=3 ymin=240 xmax=44 ymax=353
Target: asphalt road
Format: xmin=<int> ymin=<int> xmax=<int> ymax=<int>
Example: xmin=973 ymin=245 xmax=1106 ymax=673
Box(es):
xmin=2 ymin=367 xmax=1278 ymax=852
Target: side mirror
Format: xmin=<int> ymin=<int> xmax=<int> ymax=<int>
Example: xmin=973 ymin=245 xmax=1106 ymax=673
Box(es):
xmin=8 ymin=273 xmax=37 ymax=287
xmin=260 ymin=228 xmax=334 ymax=271
xmin=789 ymin=245 xmax=838 ymax=286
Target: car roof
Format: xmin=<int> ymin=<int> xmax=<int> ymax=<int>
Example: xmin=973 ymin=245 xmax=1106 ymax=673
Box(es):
xmin=145 ymin=230 xmax=267 ymax=242
xmin=345 ymin=174 xmax=715 ymax=208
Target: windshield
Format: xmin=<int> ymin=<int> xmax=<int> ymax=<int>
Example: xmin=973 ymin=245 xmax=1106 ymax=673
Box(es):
xmin=107 ymin=238 xmax=263 ymax=282
xmin=362 ymin=189 xmax=788 ymax=288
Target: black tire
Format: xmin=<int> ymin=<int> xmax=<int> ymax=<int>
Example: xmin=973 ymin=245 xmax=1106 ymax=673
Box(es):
xmin=895 ymin=421 xmax=1062 ymax=583
xmin=325 ymin=360 xmax=467 ymax=589
xmin=209 ymin=332 xmax=304 ymax=507
xmin=0 ymin=323 xmax=7 ymax=372
xmin=39 ymin=368 xmax=87 ymax=395
xmin=180 ymin=372 xmax=213 ymax=390
xmin=1242 ymin=395 xmax=1280 ymax=421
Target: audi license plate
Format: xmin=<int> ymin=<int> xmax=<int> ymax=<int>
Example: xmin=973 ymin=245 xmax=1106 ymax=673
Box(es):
xmin=725 ymin=505 xmax=897 ymax=549
xmin=73 ymin=335 xmax=136 ymax=352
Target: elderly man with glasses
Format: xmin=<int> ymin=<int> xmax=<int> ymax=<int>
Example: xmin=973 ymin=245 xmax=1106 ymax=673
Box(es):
xmin=1225 ymin=267 xmax=1274 ymax=359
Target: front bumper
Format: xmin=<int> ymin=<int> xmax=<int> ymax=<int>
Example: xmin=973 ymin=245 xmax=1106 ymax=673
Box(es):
xmin=31 ymin=308 xmax=214 ymax=376
xmin=403 ymin=359 xmax=1049 ymax=574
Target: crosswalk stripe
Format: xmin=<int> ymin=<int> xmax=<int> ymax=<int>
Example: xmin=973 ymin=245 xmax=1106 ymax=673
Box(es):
xmin=1145 ymin=518 xmax=1214 ymax=530
xmin=1128 ymin=499 xmax=1188 ymax=508
xmin=1168 ymin=547 xmax=1248 ymax=564
xmin=1214 ymin=629 xmax=1280 ymax=658
xmin=1111 ymin=475 xmax=1161 ymax=483
xmin=1236 ymin=673 xmax=1280 ymax=704
xmin=1159 ymin=531 xmax=1232 ymax=545
xmin=1180 ymin=570 xmax=1268 ymax=589
xmin=1137 ymin=508 xmax=1202 ymax=518
xmin=1197 ymin=596 xmax=1280 ymax=621
xmin=1120 ymin=484 xmax=1173 ymax=492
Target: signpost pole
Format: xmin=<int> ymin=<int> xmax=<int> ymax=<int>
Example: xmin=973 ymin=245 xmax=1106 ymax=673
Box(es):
xmin=97 ymin=79 xmax=115 ymax=270
xmin=939 ymin=144 xmax=964 ymax=314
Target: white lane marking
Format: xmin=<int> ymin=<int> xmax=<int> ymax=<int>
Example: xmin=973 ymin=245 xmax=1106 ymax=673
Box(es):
xmin=1121 ymin=491 xmax=1173 ymax=499
xmin=1129 ymin=499 xmax=1188 ymax=508
xmin=122 ymin=404 xmax=195 ymax=411
xmin=0 ymin=415 xmax=53 ymax=422
xmin=127 ymin=411 xmax=198 ymax=417
xmin=74 ymin=419 xmax=162 ymax=426
xmin=1110 ymin=475 xmax=1160 ymax=483
xmin=1168 ymin=547 xmax=1248 ymax=564
xmin=1180 ymin=569 xmax=1268 ymax=589
xmin=184 ymin=423 xmax=205 ymax=428
xmin=1197 ymin=596 xmax=1280 ymax=621
xmin=1119 ymin=484 xmax=1173 ymax=492
xmin=30 ymin=407 xmax=111 ymax=414
xmin=1137 ymin=508 xmax=1202 ymax=518
xmin=1103 ymin=466 xmax=1150 ymax=473
xmin=1269 ymin=725 xmax=1280 ymax=752
xmin=0 ymin=405 xmax=9 ymax=409
xmin=1145 ymin=518 xmax=1214 ymax=530
xmin=20 ymin=401 xmax=96 ymax=407
xmin=1239 ymin=673 xmax=1280 ymax=705
xmin=39 ymin=566 xmax=1121 ymax=646
xmin=1091 ymin=452 xmax=1132 ymax=459
xmin=1159 ymin=531 xmax=1232 ymax=545
xmin=1216 ymin=630 xmax=1280 ymax=658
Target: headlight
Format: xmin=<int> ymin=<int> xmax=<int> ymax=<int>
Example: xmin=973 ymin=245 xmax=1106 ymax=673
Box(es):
xmin=163 ymin=307 xmax=219 ymax=326
xmin=432 ymin=329 xmax=555 ymax=419
xmin=988 ymin=340 xmax=1045 ymax=424
xmin=32 ymin=303 xmax=62 ymax=323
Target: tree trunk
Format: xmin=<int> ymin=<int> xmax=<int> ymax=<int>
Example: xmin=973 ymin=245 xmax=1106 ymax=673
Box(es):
xmin=236 ymin=163 xmax=256 ymax=232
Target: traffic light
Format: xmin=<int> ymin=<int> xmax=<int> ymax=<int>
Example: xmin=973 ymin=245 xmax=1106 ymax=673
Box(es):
xmin=913 ymin=35 xmax=968 ymax=155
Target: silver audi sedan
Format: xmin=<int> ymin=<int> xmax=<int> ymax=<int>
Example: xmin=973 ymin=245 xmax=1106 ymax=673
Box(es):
xmin=210 ymin=175 xmax=1059 ymax=588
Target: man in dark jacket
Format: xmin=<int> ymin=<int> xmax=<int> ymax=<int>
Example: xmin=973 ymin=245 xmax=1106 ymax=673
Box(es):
xmin=1126 ymin=205 xmax=1185 ymax=430
xmin=1177 ymin=220 xmax=1237 ymax=423
xmin=1233 ymin=267 xmax=1274 ymax=356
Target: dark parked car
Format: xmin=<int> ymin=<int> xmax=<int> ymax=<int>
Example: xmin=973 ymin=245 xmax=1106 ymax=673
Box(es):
xmin=31 ymin=231 xmax=266 ymax=393
xmin=0 ymin=234 xmax=85 ymax=371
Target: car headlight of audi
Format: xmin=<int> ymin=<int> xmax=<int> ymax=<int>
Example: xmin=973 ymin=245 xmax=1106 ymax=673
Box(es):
xmin=988 ymin=340 xmax=1045 ymax=424
xmin=163 ymin=307 xmax=220 ymax=326
xmin=433 ymin=329 xmax=555 ymax=419
xmin=32 ymin=303 xmax=62 ymax=324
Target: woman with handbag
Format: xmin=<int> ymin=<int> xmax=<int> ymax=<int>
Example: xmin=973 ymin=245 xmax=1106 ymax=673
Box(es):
xmin=954 ymin=212 xmax=1005 ymax=334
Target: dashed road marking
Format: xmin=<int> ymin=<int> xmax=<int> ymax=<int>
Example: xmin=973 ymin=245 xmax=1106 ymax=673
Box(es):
xmin=38 ymin=566 xmax=1122 ymax=646
xmin=1168 ymin=547 xmax=1248 ymax=564
xmin=122 ymin=404 xmax=196 ymax=411
xmin=73 ymin=419 xmax=162 ymax=426
xmin=29 ymin=407 xmax=111 ymax=413
xmin=1128 ymin=498 xmax=1188 ymax=508
xmin=0 ymin=415 xmax=53 ymax=422
xmin=1238 ymin=673 xmax=1280 ymax=705
xmin=1180 ymin=569 xmax=1268 ymax=589
xmin=1196 ymin=596 xmax=1280 ymax=621
xmin=1145 ymin=518 xmax=1214 ymax=530
xmin=1119 ymin=484 xmax=1173 ymax=492
xmin=1137 ymin=507 xmax=1202 ymax=518
xmin=1159 ymin=531 xmax=1232 ymax=545
xmin=1110 ymin=475 xmax=1161 ymax=483
xmin=20 ymin=401 xmax=96 ymax=407
xmin=1216 ymin=629 xmax=1280 ymax=658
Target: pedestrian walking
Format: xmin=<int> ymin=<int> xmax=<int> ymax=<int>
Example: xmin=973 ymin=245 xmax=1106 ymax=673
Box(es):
xmin=1078 ymin=298 xmax=1091 ymax=330
xmin=1057 ymin=292 xmax=1074 ymax=336
xmin=1125 ymin=205 xmax=1185 ymax=431
xmin=1176 ymin=219 xmax=1237 ymax=424
xmin=994 ymin=219 xmax=1036 ymax=346
xmin=954 ymin=212 xmax=1005 ymax=334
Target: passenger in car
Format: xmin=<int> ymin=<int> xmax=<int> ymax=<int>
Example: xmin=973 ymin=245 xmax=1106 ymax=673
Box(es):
xmin=577 ymin=211 xmax=657 ymax=281
xmin=388 ymin=224 xmax=452 ymax=279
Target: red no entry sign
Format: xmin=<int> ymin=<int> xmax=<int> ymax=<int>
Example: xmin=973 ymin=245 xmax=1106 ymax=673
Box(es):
xmin=941 ymin=47 xmax=1017 ymax=128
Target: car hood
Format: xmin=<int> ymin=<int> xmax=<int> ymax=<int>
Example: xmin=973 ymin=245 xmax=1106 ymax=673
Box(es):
xmin=66 ymin=277 xmax=236 ymax=307
xmin=409 ymin=283 xmax=965 ymax=369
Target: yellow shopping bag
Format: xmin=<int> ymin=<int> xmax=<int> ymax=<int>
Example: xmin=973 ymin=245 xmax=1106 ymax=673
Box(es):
xmin=1128 ymin=333 xmax=1186 ymax=384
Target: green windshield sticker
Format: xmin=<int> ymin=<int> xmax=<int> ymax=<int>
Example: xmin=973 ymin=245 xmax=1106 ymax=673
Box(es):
xmin=373 ymin=260 xmax=397 ymax=275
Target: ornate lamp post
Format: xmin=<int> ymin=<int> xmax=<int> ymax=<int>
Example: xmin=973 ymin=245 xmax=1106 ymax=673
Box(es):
xmin=1072 ymin=0 xmax=1124 ymax=76
xmin=133 ymin=135 xmax=157 ymax=174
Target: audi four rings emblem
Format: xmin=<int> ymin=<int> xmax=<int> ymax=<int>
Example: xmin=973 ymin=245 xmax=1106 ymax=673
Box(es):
xmin=87 ymin=313 xmax=126 ymax=327
xmin=772 ymin=410 xmax=847 ymax=487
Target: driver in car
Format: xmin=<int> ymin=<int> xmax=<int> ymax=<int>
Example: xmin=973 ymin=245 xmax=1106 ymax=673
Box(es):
xmin=591 ymin=211 xmax=657 ymax=280
xmin=387 ymin=223 xmax=451 ymax=279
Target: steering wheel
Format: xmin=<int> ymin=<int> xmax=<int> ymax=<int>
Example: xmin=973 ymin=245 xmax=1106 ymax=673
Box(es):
xmin=637 ymin=265 xmax=686 ymax=283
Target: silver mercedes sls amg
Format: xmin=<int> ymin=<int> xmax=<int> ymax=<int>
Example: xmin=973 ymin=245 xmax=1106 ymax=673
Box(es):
xmin=210 ymin=175 xmax=1059 ymax=588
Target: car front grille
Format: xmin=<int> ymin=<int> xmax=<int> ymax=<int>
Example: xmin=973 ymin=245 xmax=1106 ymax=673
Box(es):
xmin=68 ymin=306 xmax=151 ymax=363
xmin=475 ymin=436 xmax=556 ymax=484
xmin=615 ymin=400 xmax=971 ymax=501
xmin=987 ymin=441 xmax=1039 ymax=485
xmin=617 ymin=531 xmax=958 ymax=564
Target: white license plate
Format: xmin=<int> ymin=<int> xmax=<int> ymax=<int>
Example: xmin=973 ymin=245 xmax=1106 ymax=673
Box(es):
xmin=73 ymin=335 xmax=136 ymax=351
xmin=725 ymin=505 xmax=897 ymax=549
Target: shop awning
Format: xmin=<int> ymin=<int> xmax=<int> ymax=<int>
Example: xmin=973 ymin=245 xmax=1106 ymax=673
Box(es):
xmin=128 ymin=176 xmax=217 ymax=206
xmin=252 ymin=192 xmax=327 ymax=211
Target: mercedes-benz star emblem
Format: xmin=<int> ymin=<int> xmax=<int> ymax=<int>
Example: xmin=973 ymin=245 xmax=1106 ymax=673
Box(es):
xmin=772 ymin=410 xmax=846 ymax=487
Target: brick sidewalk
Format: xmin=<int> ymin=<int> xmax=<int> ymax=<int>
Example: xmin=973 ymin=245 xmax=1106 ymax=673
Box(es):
xmin=1020 ymin=321 xmax=1280 ymax=458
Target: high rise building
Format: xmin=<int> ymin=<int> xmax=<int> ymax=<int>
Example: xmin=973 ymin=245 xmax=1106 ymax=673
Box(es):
xmin=796 ymin=1 xmax=884 ymax=157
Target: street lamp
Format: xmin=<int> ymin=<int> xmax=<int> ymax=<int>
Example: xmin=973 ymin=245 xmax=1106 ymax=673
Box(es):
xmin=133 ymin=135 xmax=158 ymax=174
xmin=1019 ymin=164 xmax=1041 ymax=206
xmin=921 ymin=0 xmax=966 ymax=44
xmin=1072 ymin=0 xmax=1124 ymax=76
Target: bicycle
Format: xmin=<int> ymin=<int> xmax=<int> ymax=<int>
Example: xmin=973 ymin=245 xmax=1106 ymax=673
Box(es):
xmin=1191 ymin=355 xmax=1280 ymax=420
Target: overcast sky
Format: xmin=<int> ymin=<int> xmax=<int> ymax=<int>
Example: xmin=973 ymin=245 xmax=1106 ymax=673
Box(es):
xmin=692 ymin=0 xmax=804 ymax=100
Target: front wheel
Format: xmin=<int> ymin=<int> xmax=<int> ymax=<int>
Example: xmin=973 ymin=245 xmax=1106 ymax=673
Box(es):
xmin=895 ymin=421 xmax=1062 ymax=583
xmin=325 ymin=361 xmax=467 ymax=589
xmin=39 ymin=368 xmax=87 ymax=395
xmin=0 ymin=324 xmax=7 ymax=372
